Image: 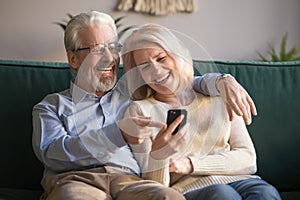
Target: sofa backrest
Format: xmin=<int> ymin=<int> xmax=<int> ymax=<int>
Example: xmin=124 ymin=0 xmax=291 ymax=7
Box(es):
xmin=193 ymin=60 xmax=300 ymax=192
xmin=0 ymin=60 xmax=73 ymax=190
xmin=0 ymin=59 xmax=299 ymax=192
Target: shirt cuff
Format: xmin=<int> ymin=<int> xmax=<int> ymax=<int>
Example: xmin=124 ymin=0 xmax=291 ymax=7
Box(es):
xmin=193 ymin=73 xmax=221 ymax=96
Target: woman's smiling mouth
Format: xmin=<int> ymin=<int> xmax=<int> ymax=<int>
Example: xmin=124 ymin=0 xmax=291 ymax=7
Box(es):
xmin=154 ymin=72 xmax=170 ymax=83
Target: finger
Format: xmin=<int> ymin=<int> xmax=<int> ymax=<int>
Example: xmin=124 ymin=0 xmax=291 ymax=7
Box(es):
xmin=119 ymin=117 xmax=153 ymax=138
xmin=154 ymin=124 xmax=168 ymax=139
xmin=242 ymin=96 xmax=252 ymax=125
xmin=236 ymin=95 xmax=250 ymax=122
xmin=148 ymin=120 xmax=165 ymax=128
xmin=169 ymin=163 xmax=176 ymax=173
xmin=241 ymin=101 xmax=251 ymax=125
xmin=132 ymin=116 xmax=165 ymax=128
xmin=131 ymin=116 xmax=151 ymax=126
xmin=165 ymin=115 xmax=184 ymax=135
xmin=246 ymin=94 xmax=257 ymax=116
xmin=227 ymin=99 xmax=243 ymax=117
xmin=226 ymin=105 xmax=234 ymax=121
xmin=169 ymin=158 xmax=175 ymax=164
xmin=243 ymin=115 xmax=251 ymax=125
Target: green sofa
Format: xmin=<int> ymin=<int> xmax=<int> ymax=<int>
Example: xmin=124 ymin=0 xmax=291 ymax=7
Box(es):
xmin=0 ymin=59 xmax=299 ymax=200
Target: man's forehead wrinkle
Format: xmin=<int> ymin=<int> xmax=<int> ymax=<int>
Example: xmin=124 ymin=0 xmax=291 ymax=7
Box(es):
xmin=96 ymin=26 xmax=117 ymax=43
xmin=79 ymin=25 xmax=116 ymax=45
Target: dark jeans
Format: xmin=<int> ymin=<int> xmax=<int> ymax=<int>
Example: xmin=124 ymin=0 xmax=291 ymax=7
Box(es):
xmin=184 ymin=178 xmax=281 ymax=200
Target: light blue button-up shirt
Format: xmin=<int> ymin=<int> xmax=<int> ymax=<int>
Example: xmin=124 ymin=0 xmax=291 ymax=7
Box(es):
xmin=32 ymin=78 xmax=140 ymax=187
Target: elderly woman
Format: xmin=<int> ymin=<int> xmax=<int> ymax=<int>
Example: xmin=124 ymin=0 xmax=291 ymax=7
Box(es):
xmin=118 ymin=23 xmax=281 ymax=200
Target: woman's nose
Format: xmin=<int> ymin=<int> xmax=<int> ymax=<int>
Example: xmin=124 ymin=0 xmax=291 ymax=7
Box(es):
xmin=151 ymin=62 xmax=163 ymax=73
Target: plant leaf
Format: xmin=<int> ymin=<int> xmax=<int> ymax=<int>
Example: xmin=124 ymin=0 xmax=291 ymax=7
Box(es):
xmin=280 ymin=32 xmax=288 ymax=60
xmin=257 ymin=32 xmax=300 ymax=62
xmin=67 ymin=13 xmax=73 ymax=19
xmin=118 ymin=26 xmax=136 ymax=39
xmin=115 ymin=16 xmax=125 ymax=24
xmin=54 ymin=22 xmax=67 ymax=30
xmin=293 ymin=56 xmax=300 ymax=61
xmin=54 ymin=14 xmax=135 ymax=40
xmin=286 ymin=47 xmax=299 ymax=61
xmin=268 ymin=44 xmax=279 ymax=62
xmin=115 ymin=16 xmax=125 ymax=29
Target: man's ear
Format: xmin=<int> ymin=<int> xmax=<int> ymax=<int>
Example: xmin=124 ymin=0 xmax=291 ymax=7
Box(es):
xmin=67 ymin=51 xmax=80 ymax=71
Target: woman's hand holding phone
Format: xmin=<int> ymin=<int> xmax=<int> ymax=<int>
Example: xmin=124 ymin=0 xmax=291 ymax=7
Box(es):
xmin=150 ymin=110 xmax=189 ymax=160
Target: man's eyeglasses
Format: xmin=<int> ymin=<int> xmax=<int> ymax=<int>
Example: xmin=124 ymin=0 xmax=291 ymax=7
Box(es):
xmin=73 ymin=42 xmax=122 ymax=54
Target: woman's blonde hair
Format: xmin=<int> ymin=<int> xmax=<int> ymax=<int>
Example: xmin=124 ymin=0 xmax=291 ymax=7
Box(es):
xmin=122 ymin=23 xmax=194 ymax=100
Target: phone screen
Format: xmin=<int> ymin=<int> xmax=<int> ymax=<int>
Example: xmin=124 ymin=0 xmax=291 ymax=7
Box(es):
xmin=166 ymin=109 xmax=187 ymax=135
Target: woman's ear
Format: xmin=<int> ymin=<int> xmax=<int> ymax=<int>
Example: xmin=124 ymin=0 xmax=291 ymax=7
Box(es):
xmin=67 ymin=51 xmax=80 ymax=71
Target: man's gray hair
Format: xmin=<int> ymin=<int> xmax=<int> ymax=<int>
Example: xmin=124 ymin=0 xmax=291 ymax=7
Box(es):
xmin=64 ymin=11 xmax=117 ymax=52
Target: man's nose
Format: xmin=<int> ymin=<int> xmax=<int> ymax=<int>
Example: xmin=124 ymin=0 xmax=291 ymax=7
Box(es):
xmin=101 ymin=47 xmax=114 ymax=62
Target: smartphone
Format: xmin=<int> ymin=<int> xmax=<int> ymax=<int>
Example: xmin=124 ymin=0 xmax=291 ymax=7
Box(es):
xmin=166 ymin=109 xmax=187 ymax=135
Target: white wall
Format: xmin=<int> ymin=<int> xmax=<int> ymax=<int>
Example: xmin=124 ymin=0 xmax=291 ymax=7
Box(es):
xmin=0 ymin=0 xmax=299 ymax=62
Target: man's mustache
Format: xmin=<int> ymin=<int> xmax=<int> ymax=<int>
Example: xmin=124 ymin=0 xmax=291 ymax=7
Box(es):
xmin=95 ymin=60 xmax=116 ymax=71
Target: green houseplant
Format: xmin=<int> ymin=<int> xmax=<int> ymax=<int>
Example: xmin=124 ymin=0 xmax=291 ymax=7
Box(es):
xmin=257 ymin=32 xmax=300 ymax=62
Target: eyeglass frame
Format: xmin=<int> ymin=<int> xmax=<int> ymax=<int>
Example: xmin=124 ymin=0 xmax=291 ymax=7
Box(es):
xmin=72 ymin=42 xmax=122 ymax=55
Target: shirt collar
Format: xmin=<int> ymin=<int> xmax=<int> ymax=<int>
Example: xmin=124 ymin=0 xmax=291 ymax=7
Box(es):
xmin=69 ymin=77 xmax=127 ymax=104
xmin=70 ymin=81 xmax=94 ymax=104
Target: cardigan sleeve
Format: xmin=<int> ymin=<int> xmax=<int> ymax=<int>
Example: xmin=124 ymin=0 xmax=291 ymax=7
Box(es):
xmin=188 ymin=115 xmax=257 ymax=175
xmin=145 ymin=155 xmax=170 ymax=186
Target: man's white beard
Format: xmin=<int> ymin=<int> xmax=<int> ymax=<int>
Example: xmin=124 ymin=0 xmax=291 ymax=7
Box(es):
xmin=96 ymin=75 xmax=117 ymax=93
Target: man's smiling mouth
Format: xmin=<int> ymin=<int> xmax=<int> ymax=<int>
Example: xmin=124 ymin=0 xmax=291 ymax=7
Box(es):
xmin=99 ymin=67 xmax=113 ymax=72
